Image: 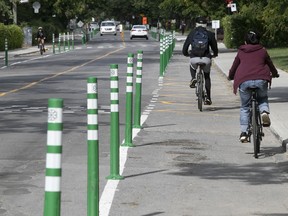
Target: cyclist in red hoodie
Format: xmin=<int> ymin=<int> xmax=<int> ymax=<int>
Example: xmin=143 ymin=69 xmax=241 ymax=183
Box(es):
xmin=228 ymin=30 xmax=279 ymax=142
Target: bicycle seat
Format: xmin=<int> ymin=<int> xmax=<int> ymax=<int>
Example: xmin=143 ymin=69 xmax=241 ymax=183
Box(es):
xmin=196 ymin=62 xmax=206 ymax=66
xmin=248 ymin=87 xmax=259 ymax=91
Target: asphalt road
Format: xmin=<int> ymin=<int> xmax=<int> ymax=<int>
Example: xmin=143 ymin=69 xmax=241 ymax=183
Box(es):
xmin=1 ymin=32 xmax=288 ymax=216
xmin=0 ymin=32 xmax=161 ymax=215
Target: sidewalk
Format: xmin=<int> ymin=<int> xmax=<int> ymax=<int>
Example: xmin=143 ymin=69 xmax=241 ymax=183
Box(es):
xmin=0 ymin=46 xmax=39 ymax=60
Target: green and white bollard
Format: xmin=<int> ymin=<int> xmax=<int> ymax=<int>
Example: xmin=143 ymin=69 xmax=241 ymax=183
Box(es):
xmin=67 ymin=32 xmax=70 ymax=51
xmin=5 ymin=38 xmax=8 ymax=67
xmin=106 ymin=64 xmax=124 ymax=180
xmin=44 ymin=98 xmax=63 ymax=216
xmin=63 ymin=33 xmax=66 ymax=52
xmin=72 ymin=33 xmax=74 ymax=50
xmin=133 ymin=50 xmax=143 ymax=129
xmin=122 ymin=53 xmax=135 ymax=147
xmin=159 ymin=35 xmax=164 ymax=77
xmin=58 ymin=33 xmax=61 ymax=53
xmin=87 ymin=77 xmax=99 ymax=216
xmin=52 ymin=33 xmax=55 ymax=54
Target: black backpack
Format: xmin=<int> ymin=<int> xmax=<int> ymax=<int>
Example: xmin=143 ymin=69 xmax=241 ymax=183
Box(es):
xmin=191 ymin=28 xmax=209 ymax=57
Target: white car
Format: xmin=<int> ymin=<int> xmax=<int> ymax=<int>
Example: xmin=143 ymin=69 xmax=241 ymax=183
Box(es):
xmin=100 ymin=21 xmax=117 ymax=36
xmin=130 ymin=25 xmax=148 ymax=40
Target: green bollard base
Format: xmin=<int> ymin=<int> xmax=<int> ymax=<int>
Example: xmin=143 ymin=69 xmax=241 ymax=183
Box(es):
xmin=106 ymin=174 xmax=124 ymax=180
xmin=133 ymin=125 xmax=142 ymax=129
xmin=121 ymin=142 xmax=135 ymax=147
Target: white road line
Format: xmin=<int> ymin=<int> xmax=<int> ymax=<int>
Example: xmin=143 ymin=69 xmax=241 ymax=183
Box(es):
xmin=99 ymin=81 xmax=162 ymax=216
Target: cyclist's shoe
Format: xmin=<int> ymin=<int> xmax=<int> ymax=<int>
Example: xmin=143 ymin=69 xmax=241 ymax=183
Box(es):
xmin=204 ymin=98 xmax=212 ymax=105
xmin=261 ymin=112 xmax=271 ymax=127
xmin=239 ymin=132 xmax=249 ymax=143
xmin=189 ymin=79 xmax=197 ymax=88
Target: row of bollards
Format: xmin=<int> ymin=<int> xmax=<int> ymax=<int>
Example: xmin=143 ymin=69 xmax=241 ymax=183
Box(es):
xmin=159 ymin=31 xmax=175 ymax=77
xmin=43 ymin=51 xmax=144 ymax=216
xmin=52 ymin=33 xmax=75 ymax=54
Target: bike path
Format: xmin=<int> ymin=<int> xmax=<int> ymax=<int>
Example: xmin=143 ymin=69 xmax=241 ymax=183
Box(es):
xmin=106 ymin=41 xmax=288 ymax=215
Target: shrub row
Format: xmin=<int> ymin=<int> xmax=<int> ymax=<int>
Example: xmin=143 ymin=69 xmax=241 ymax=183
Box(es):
xmin=222 ymin=13 xmax=288 ymax=49
xmin=0 ymin=24 xmax=24 ymax=51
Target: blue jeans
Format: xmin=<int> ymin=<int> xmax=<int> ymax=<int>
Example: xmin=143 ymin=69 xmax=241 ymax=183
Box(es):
xmin=239 ymin=80 xmax=269 ymax=133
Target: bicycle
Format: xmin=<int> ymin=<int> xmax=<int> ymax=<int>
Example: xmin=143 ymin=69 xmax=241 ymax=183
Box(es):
xmin=36 ymin=38 xmax=45 ymax=55
xmin=247 ymin=88 xmax=264 ymax=158
xmin=195 ymin=62 xmax=207 ymax=112
xmin=38 ymin=40 xmax=45 ymax=55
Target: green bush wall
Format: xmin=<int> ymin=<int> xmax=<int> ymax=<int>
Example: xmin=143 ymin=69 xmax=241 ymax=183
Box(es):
xmin=0 ymin=24 xmax=24 ymax=51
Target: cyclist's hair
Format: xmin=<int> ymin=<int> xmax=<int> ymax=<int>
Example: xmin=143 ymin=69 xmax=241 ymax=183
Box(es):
xmin=245 ymin=30 xmax=260 ymax=45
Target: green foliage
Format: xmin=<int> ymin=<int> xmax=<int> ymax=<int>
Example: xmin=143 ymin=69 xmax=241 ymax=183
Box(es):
xmin=0 ymin=24 xmax=23 ymax=51
xmin=223 ymin=0 xmax=288 ymax=48
xmin=267 ymin=48 xmax=288 ymax=72
xmin=261 ymin=0 xmax=288 ymax=47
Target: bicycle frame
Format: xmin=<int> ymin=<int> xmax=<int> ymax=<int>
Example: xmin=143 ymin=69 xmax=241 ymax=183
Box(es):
xmin=38 ymin=38 xmax=45 ymax=55
xmin=195 ymin=64 xmax=207 ymax=112
xmin=248 ymin=89 xmax=264 ymax=158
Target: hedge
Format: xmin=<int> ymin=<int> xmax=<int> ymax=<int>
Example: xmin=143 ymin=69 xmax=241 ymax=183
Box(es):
xmin=0 ymin=24 xmax=24 ymax=51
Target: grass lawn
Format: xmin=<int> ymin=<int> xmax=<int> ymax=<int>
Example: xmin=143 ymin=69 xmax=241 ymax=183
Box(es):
xmin=267 ymin=48 xmax=288 ymax=72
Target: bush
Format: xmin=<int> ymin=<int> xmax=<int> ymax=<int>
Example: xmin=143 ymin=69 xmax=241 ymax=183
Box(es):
xmin=0 ymin=24 xmax=24 ymax=51
xmin=222 ymin=14 xmax=265 ymax=49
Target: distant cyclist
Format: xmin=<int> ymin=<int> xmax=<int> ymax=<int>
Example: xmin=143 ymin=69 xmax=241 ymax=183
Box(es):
xmin=36 ymin=27 xmax=46 ymax=52
xmin=182 ymin=17 xmax=218 ymax=105
xmin=228 ymin=30 xmax=279 ymax=142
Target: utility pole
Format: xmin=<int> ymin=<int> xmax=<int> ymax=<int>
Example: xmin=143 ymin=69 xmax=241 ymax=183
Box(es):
xmin=12 ymin=0 xmax=17 ymax=24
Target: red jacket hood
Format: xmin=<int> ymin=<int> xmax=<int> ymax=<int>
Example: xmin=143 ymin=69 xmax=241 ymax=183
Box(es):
xmin=238 ymin=44 xmax=263 ymax=53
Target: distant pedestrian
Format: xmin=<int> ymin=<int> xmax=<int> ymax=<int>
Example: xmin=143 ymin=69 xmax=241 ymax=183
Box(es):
xmin=228 ymin=30 xmax=279 ymax=142
xmin=180 ymin=21 xmax=186 ymax=35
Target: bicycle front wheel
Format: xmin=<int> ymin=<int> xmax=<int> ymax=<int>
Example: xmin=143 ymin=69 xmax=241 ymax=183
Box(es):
xmin=252 ymin=101 xmax=260 ymax=158
xmin=197 ymin=72 xmax=203 ymax=112
xmin=40 ymin=44 xmax=43 ymax=55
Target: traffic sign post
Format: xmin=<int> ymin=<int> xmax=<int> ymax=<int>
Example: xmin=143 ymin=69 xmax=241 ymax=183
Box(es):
xmin=212 ymin=20 xmax=220 ymax=41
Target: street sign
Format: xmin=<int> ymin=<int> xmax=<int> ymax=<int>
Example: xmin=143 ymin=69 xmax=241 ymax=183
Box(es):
xmin=212 ymin=20 xmax=220 ymax=29
xmin=77 ymin=21 xmax=84 ymax=28
xmin=231 ymin=3 xmax=237 ymax=12
xmin=32 ymin=1 xmax=41 ymax=13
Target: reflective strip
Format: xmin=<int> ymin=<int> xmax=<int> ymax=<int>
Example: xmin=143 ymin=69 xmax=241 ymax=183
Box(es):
xmin=88 ymin=114 xmax=98 ymax=124
xmin=127 ymin=57 xmax=133 ymax=64
xmin=126 ymin=86 xmax=133 ymax=92
xmin=111 ymin=104 xmax=119 ymax=112
xmin=111 ymin=92 xmax=118 ymax=100
xmin=46 ymin=153 xmax=62 ymax=169
xmin=45 ymin=176 xmax=61 ymax=192
xmin=87 ymin=99 xmax=98 ymax=109
xmin=47 ymin=131 xmax=62 ymax=146
xmin=88 ymin=130 xmax=98 ymax=140
xmin=136 ymin=78 xmax=142 ymax=83
xmin=110 ymin=68 xmax=118 ymax=77
xmin=48 ymin=108 xmax=63 ymax=123
xmin=137 ymin=62 xmax=142 ymax=68
xmin=87 ymin=83 xmax=97 ymax=94
xmin=127 ymin=67 xmax=133 ymax=74
xmin=126 ymin=77 xmax=133 ymax=83
xmin=136 ymin=70 xmax=142 ymax=75
xmin=111 ymin=81 xmax=118 ymax=88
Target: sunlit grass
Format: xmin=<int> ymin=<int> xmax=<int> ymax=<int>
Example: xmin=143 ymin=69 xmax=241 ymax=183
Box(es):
xmin=267 ymin=48 xmax=288 ymax=72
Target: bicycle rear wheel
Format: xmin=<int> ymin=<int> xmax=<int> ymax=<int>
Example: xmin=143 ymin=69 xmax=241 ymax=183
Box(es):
xmin=252 ymin=101 xmax=260 ymax=158
xmin=197 ymin=71 xmax=203 ymax=112
xmin=39 ymin=44 xmax=43 ymax=55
